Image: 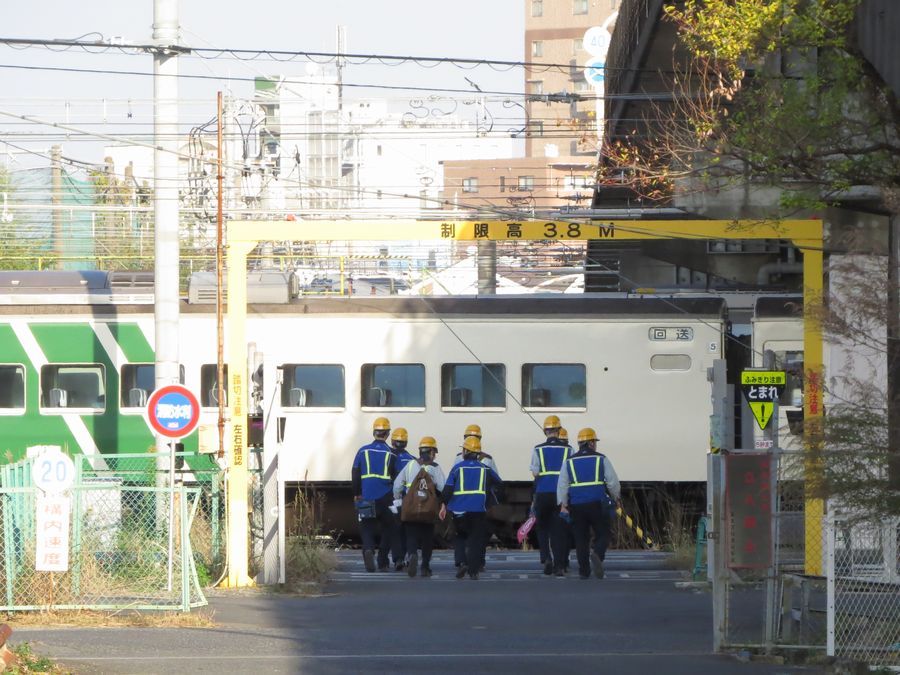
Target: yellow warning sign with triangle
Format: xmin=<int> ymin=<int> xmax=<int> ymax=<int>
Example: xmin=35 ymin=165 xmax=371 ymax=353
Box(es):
xmin=749 ymin=401 xmax=774 ymax=429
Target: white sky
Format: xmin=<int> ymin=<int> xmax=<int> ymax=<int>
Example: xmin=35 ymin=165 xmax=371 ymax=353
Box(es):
xmin=1 ymin=0 xmax=525 ymax=166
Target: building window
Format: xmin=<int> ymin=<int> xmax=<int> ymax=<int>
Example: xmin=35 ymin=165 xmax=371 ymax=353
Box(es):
xmin=376 ymin=145 xmax=382 ymax=156
xmin=41 ymin=364 xmax=106 ymax=410
xmin=574 ymin=0 xmax=588 ymax=14
xmin=361 ymin=364 xmax=425 ymax=408
xmin=522 ymin=363 xmax=586 ymax=408
xmin=281 ymin=364 xmax=345 ymax=408
xmin=0 ymin=364 xmax=25 ymax=411
xmin=528 ymin=80 xmax=544 ymax=96
xmin=532 ymin=0 xmax=543 ymax=17
xmin=499 ymin=176 xmax=506 ymax=193
xmin=531 ymin=41 xmax=543 ymax=58
xmin=517 ymin=175 xmax=535 ymax=192
xmin=441 ymin=364 xmax=506 ymax=408
xmin=573 ymin=38 xmax=583 ymax=54
xmin=201 ymin=364 xmax=228 ymax=407
xmin=462 ymin=177 xmax=479 ymax=193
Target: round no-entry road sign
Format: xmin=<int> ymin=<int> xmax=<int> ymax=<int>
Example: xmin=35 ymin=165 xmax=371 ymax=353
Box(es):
xmin=146 ymin=385 xmax=201 ymax=439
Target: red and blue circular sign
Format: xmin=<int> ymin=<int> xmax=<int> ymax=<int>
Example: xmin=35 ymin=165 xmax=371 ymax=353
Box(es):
xmin=146 ymin=385 xmax=201 ymax=439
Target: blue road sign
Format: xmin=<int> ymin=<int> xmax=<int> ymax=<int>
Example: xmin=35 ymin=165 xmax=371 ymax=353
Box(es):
xmin=147 ymin=385 xmax=200 ymax=439
xmin=584 ymin=57 xmax=606 ymax=86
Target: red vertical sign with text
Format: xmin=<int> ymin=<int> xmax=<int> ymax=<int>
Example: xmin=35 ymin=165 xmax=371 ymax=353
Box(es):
xmin=725 ymin=453 xmax=774 ymax=569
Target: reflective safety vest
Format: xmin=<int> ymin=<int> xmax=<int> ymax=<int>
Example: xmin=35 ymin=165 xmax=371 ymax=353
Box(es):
xmin=362 ymin=449 xmax=391 ymax=480
xmin=455 ymin=466 xmax=486 ymax=495
xmin=566 ymin=454 xmax=609 ymax=505
xmin=535 ymin=444 xmax=568 ymax=493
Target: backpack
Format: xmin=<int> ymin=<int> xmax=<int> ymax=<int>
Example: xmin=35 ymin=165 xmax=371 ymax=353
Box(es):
xmin=401 ymin=463 xmax=440 ymax=523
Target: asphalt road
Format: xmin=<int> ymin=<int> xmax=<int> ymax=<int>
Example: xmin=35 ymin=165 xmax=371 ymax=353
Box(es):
xmin=11 ymin=551 xmax=825 ymax=674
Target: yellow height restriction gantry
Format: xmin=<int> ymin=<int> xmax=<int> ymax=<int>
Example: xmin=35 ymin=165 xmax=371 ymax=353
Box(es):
xmin=222 ymin=218 xmax=825 ymax=587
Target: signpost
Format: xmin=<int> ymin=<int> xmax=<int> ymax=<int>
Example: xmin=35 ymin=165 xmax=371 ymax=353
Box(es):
xmin=146 ymin=385 xmax=201 ymax=439
xmin=32 ymin=447 xmax=76 ymax=574
xmin=146 ymin=385 xmax=200 ymax=591
xmin=740 ymin=371 xmax=786 ymax=430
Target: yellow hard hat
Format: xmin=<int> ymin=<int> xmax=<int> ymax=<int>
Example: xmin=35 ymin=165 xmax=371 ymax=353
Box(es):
xmin=373 ymin=417 xmax=391 ymax=432
xmin=543 ymin=415 xmax=561 ymax=431
xmin=418 ymin=436 xmax=438 ymax=452
xmin=558 ymin=427 xmax=569 ymax=442
xmin=462 ymin=436 xmax=482 ymax=454
xmin=464 ymin=423 xmax=482 ymax=439
xmin=577 ymin=427 xmax=598 ymax=444
xmin=391 ymin=427 xmax=408 ymax=443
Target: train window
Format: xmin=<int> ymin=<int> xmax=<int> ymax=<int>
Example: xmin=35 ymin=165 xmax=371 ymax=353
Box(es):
xmin=361 ymin=364 xmax=425 ymax=408
xmin=201 ymin=364 xmax=228 ymax=407
xmin=120 ymin=363 xmax=185 ymax=409
xmin=771 ymin=350 xmax=804 ymax=406
xmin=40 ymin=364 xmax=105 ymax=411
xmin=650 ymin=354 xmax=692 ymax=371
xmin=281 ymin=364 xmax=345 ymax=408
xmin=441 ymin=364 xmax=506 ymax=408
xmin=521 ymin=364 xmax=586 ymax=408
xmin=0 ymin=365 xmax=25 ymax=411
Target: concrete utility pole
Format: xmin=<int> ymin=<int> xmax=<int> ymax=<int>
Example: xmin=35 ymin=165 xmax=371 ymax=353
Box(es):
xmin=152 ymin=0 xmax=181 ymax=453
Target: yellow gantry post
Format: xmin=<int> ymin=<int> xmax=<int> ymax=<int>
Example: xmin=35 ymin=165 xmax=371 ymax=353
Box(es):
xmin=797 ymin=235 xmax=825 ymax=575
xmin=221 ymin=235 xmax=256 ymax=588
xmin=222 ymin=217 xmax=824 ymax=586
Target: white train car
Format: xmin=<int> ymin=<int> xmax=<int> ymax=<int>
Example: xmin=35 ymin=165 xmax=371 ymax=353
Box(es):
xmin=232 ymin=296 xmax=727 ymax=486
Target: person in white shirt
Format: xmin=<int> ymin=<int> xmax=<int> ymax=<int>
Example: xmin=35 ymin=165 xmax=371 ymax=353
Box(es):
xmin=393 ymin=436 xmax=446 ymax=578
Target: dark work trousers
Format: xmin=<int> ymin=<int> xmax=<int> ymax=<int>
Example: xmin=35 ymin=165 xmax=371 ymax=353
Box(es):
xmin=452 ymin=512 xmax=487 ymax=571
xmin=570 ymin=501 xmax=611 ymax=577
xmin=394 ymin=521 xmax=409 ymax=565
xmin=534 ymin=491 xmax=564 ymax=565
xmin=404 ymin=522 xmax=436 ymax=567
xmin=359 ymin=493 xmax=400 ymax=568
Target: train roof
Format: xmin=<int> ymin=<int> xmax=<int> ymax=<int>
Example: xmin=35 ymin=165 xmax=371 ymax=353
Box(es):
xmin=0 ymin=292 xmax=728 ymax=319
xmin=754 ymin=295 xmax=802 ymax=319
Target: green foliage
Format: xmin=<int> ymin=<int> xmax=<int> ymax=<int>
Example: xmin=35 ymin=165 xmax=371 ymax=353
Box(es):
xmin=604 ymin=0 xmax=900 ymax=212
xmin=9 ymin=642 xmax=65 ymax=674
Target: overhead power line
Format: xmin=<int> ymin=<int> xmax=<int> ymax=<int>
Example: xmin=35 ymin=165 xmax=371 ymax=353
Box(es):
xmin=0 ymin=37 xmax=674 ymax=77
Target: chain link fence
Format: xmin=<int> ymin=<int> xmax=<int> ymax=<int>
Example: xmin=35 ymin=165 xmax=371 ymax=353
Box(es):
xmin=710 ymin=452 xmax=900 ymax=668
xmin=828 ymin=513 xmax=900 ymax=666
xmin=711 ymin=452 xmax=828 ymax=652
xmin=0 ymin=453 xmax=221 ymax=611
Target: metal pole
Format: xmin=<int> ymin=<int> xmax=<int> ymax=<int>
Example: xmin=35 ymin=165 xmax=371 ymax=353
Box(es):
xmin=762 ymin=350 xmax=779 ymax=650
xmin=217 ymin=91 xmax=225 ymax=459
xmin=153 ymin=0 xmax=182 ymax=475
xmin=50 ymin=145 xmax=63 ymax=268
xmin=167 ymin=441 xmax=176 ymax=592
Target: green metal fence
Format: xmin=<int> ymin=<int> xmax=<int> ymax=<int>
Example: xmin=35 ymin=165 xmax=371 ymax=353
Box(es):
xmin=0 ymin=453 xmax=217 ymax=611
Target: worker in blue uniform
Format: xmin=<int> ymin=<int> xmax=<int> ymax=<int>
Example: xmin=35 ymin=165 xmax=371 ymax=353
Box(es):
xmin=557 ymin=427 xmax=621 ymax=579
xmin=389 ymin=427 xmax=416 ymax=571
xmin=452 ymin=424 xmax=499 ymax=572
xmin=441 ymin=436 xmax=503 ymax=580
xmin=529 ymin=415 xmax=571 ymax=575
xmin=351 ymin=417 xmax=400 ymax=572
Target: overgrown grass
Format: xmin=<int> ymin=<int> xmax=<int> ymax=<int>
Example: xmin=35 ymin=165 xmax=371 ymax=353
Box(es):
xmin=659 ymin=501 xmax=700 ymax=571
xmin=8 ymin=642 xmax=68 ymax=674
xmin=282 ymin=490 xmax=337 ymax=591
xmin=4 ymin=609 xmax=214 ymax=628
